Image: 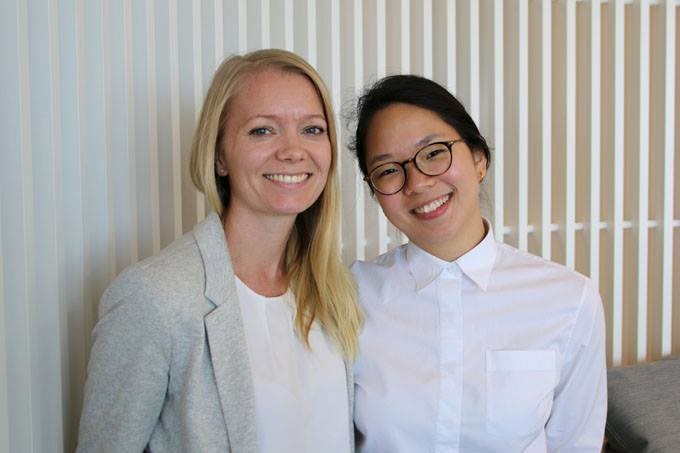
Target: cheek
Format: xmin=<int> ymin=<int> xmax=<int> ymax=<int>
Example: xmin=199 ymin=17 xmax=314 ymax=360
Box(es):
xmin=443 ymin=164 xmax=479 ymax=188
xmin=323 ymin=144 xmax=333 ymax=167
xmin=323 ymin=155 xmax=332 ymax=174
xmin=375 ymin=196 xmax=404 ymax=219
xmin=316 ymin=146 xmax=333 ymax=175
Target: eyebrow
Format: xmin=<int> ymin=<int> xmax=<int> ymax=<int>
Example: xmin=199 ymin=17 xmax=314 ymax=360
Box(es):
xmin=367 ymin=133 xmax=443 ymax=167
xmin=246 ymin=113 xmax=327 ymax=123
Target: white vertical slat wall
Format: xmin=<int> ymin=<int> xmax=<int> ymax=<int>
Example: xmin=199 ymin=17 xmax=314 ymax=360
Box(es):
xmin=1 ymin=0 xmax=679 ymax=451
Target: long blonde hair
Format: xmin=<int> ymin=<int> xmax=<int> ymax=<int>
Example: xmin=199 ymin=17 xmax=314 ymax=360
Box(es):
xmin=190 ymin=49 xmax=362 ymax=358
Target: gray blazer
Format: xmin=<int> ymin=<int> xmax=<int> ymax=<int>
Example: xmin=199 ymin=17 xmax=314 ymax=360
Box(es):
xmin=77 ymin=213 xmax=354 ymax=452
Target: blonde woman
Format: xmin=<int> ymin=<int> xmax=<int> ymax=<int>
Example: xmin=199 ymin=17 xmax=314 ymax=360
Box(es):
xmin=78 ymin=49 xmax=361 ymax=453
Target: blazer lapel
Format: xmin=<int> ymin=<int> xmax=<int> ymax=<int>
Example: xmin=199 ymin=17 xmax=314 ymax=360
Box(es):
xmin=205 ymin=306 xmax=256 ymax=452
xmin=194 ymin=213 xmax=257 ymax=452
xmin=344 ymin=357 xmax=355 ymax=451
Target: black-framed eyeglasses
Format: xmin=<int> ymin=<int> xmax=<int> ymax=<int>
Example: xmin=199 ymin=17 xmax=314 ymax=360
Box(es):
xmin=364 ymin=140 xmax=464 ymax=195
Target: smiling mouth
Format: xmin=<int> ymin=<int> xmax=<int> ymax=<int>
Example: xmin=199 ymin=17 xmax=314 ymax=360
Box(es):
xmin=264 ymin=173 xmax=310 ymax=184
xmin=413 ymin=193 xmax=451 ymax=214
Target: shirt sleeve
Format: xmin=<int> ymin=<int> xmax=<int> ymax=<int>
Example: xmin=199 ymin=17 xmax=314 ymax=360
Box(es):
xmin=77 ymin=272 xmax=172 ymax=453
xmin=545 ymin=279 xmax=607 ymax=452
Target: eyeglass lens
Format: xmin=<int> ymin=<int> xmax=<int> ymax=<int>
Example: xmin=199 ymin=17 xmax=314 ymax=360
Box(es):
xmin=369 ymin=142 xmax=453 ymax=195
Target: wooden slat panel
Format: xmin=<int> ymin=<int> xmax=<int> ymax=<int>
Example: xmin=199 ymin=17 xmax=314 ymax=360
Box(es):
xmin=468 ymin=0 xmax=480 ymax=123
xmin=661 ymin=0 xmax=675 ymax=355
xmin=493 ymin=0 xmax=505 ymax=240
xmin=541 ymin=0 xmax=552 ymax=258
xmin=192 ymin=0 xmax=205 ymax=221
xmin=30 ymin=0 xmax=66 ymax=447
xmin=376 ymin=0 xmax=389 ymax=254
xmin=169 ymin=0 xmax=182 ymax=239
xmin=147 ymin=0 xmax=161 ymax=254
xmin=423 ymin=0 xmax=433 ymax=78
xmin=589 ymin=0 xmax=602 ymax=286
xmin=261 ymin=0 xmax=270 ymax=48
xmin=0 ymin=196 xmax=8 ymax=452
xmin=565 ymin=0 xmax=576 ymax=268
xmin=611 ymin=0 xmax=626 ymax=366
xmin=284 ymin=0 xmax=293 ymax=51
xmin=446 ymin=0 xmax=456 ymax=91
xmin=354 ymin=0 xmax=365 ymax=260
xmin=401 ymin=0 xmax=410 ymax=72
xmin=238 ymin=0 xmax=247 ymax=53
xmin=636 ymin=0 xmax=650 ymax=362
xmin=518 ymin=0 xmax=529 ymax=251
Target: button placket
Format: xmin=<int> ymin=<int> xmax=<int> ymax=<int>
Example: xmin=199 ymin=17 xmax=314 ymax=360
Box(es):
xmin=435 ymin=266 xmax=463 ymax=452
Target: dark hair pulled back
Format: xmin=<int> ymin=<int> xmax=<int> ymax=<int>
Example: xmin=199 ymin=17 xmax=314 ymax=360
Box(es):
xmin=350 ymin=74 xmax=491 ymax=178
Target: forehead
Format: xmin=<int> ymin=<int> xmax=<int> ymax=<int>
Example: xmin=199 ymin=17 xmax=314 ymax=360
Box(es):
xmin=229 ymin=68 xmax=325 ymax=119
xmin=365 ymin=103 xmax=459 ymax=161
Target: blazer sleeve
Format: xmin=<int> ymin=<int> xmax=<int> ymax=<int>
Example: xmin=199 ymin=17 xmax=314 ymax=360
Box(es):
xmin=545 ymin=279 xmax=607 ymax=452
xmin=77 ymin=271 xmax=172 ymax=453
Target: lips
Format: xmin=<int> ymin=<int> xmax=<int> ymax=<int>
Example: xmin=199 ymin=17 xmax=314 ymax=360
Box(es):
xmin=413 ymin=193 xmax=451 ymax=214
xmin=264 ymin=173 xmax=310 ymax=184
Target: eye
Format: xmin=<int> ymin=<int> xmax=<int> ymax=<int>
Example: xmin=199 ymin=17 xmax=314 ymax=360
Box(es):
xmin=374 ymin=165 xmax=401 ymax=180
xmin=303 ymin=125 xmax=326 ymax=135
xmin=425 ymin=147 xmax=447 ymax=160
xmin=248 ymin=127 xmax=273 ymax=136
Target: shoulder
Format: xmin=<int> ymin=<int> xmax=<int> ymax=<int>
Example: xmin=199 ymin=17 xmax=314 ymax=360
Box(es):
xmin=495 ymin=242 xmax=593 ymax=295
xmin=99 ymin=231 xmax=212 ymax=321
xmin=351 ymin=245 xmax=408 ymax=279
xmin=351 ymin=245 xmax=410 ymax=304
xmin=352 ymin=244 xmax=405 ymax=271
xmin=491 ymin=244 xmax=605 ymax=355
xmin=494 ymin=242 xmax=603 ymax=327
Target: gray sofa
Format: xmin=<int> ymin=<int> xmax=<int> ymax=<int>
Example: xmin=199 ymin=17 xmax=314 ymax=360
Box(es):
xmin=605 ymin=355 xmax=680 ymax=452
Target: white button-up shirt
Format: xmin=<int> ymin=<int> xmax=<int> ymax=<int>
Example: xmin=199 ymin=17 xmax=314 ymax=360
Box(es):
xmin=235 ymin=278 xmax=350 ymax=453
xmin=352 ymin=225 xmax=606 ymax=453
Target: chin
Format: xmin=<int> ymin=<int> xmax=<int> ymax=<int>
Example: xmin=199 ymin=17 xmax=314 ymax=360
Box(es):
xmin=275 ymin=193 xmax=323 ymax=213
xmin=271 ymin=201 xmax=317 ymax=216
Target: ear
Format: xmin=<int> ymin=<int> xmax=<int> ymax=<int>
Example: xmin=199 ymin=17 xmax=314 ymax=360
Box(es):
xmin=215 ymin=147 xmax=228 ymax=176
xmin=215 ymin=161 xmax=228 ymax=176
xmin=473 ymin=150 xmax=487 ymax=183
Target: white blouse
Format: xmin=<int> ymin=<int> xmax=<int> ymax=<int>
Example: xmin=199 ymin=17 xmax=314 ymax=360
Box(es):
xmin=352 ymin=225 xmax=607 ymax=453
xmin=235 ymin=277 xmax=350 ymax=453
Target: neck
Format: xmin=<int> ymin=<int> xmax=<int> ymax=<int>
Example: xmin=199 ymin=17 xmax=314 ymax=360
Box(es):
xmin=222 ymin=208 xmax=296 ymax=297
xmin=422 ymin=216 xmax=487 ymax=262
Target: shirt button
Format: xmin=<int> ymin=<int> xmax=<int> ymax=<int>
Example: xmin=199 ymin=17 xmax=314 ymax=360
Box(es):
xmin=442 ymin=265 xmax=460 ymax=279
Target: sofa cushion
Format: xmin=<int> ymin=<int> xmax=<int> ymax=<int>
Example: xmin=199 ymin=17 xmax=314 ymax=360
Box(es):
xmin=606 ymin=356 xmax=680 ymax=452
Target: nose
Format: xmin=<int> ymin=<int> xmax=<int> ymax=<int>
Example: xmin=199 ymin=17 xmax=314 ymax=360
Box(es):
xmin=276 ymin=132 xmax=305 ymax=162
xmin=402 ymin=162 xmax=434 ymax=195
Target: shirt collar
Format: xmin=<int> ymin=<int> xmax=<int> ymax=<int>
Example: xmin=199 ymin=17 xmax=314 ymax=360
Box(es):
xmin=405 ymin=219 xmax=497 ymax=292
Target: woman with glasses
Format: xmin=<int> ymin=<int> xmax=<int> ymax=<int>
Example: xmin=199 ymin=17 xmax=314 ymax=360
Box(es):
xmin=350 ymin=75 xmax=606 ymax=452
xmin=78 ymin=49 xmax=361 ymax=452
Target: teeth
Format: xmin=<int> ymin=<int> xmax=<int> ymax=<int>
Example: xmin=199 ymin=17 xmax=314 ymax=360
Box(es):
xmin=414 ymin=194 xmax=451 ymax=214
xmin=265 ymin=173 xmax=309 ymax=184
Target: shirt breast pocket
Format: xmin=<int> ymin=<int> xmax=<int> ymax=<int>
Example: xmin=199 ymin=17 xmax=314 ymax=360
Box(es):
xmin=485 ymin=350 xmax=556 ymax=437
